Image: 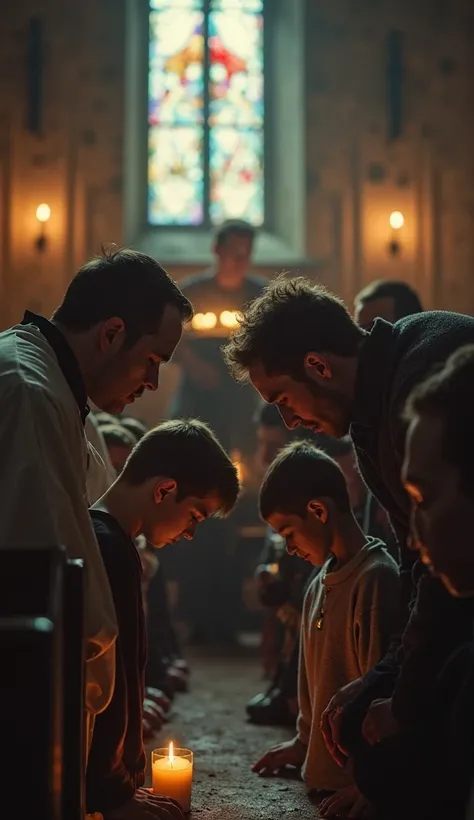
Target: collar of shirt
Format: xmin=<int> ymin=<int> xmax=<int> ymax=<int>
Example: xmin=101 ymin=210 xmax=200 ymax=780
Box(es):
xmin=351 ymin=318 xmax=395 ymax=431
xmin=21 ymin=311 xmax=90 ymax=425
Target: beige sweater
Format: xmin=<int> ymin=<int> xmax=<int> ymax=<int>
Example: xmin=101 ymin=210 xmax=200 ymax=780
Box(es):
xmin=297 ymin=538 xmax=399 ymax=792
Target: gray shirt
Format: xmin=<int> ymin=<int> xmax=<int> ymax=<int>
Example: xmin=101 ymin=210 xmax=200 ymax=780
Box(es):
xmin=297 ymin=537 xmax=400 ymax=791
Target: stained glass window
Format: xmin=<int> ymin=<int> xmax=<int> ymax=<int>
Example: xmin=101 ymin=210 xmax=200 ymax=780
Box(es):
xmin=148 ymin=0 xmax=264 ymax=227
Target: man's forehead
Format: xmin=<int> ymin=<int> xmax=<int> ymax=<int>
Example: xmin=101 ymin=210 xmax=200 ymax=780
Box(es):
xmin=249 ymin=363 xmax=285 ymax=400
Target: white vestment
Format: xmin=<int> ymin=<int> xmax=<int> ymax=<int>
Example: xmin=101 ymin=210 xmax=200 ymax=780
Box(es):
xmin=0 ymin=322 xmax=117 ymax=716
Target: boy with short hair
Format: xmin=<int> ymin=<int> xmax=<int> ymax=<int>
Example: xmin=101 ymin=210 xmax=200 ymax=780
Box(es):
xmin=253 ymin=442 xmax=399 ymax=801
xmin=86 ymin=419 xmax=240 ymax=820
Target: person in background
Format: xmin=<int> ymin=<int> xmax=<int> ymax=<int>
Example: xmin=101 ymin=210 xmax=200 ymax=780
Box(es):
xmin=87 ymin=419 xmax=240 ymax=820
xmin=170 ymin=220 xmax=267 ymax=646
xmin=0 ymin=247 xmax=191 ymax=761
xmin=100 ymin=423 xmax=137 ymax=475
xmin=354 ymin=279 xmax=423 ymax=554
xmin=119 ymin=415 xmax=149 ymax=445
xmin=252 ymin=442 xmax=399 ymax=806
xmin=222 ymin=274 xmax=474 ymax=816
xmin=247 ymin=403 xmax=304 ymax=725
xmin=354 ymin=279 xmax=423 ymax=329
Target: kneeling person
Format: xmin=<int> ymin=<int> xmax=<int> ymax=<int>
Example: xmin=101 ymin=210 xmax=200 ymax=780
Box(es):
xmin=253 ymin=442 xmax=399 ymax=799
xmin=86 ymin=419 xmax=240 ymax=819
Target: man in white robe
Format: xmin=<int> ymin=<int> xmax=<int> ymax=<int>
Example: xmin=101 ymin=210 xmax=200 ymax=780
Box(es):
xmin=0 ymin=248 xmax=192 ymax=749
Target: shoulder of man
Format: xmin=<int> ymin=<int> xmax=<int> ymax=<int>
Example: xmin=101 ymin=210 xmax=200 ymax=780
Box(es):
xmin=179 ymin=269 xmax=215 ymax=292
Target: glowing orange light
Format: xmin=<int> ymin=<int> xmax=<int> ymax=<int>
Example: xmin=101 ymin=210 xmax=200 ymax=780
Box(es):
xmin=168 ymin=741 xmax=174 ymax=765
xmin=219 ymin=310 xmax=240 ymax=329
xmin=191 ymin=312 xmax=217 ymax=331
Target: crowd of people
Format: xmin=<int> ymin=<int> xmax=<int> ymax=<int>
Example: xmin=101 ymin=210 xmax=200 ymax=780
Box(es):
xmin=2 ymin=220 xmax=474 ymax=820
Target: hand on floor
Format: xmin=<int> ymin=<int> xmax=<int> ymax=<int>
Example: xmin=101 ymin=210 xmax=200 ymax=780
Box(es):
xmin=252 ymin=736 xmax=306 ymax=776
xmin=361 ymin=697 xmax=400 ymax=745
xmin=320 ymin=678 xmax=365 ymax=767
xmin=104 ymin=788 xmax=185 ymax=819
xmin=318 ymin=785 xmax=376 ymax=818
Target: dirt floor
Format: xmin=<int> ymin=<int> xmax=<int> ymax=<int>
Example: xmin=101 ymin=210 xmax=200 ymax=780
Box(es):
xmin=145 ymin=645 xmax=319 ymax=819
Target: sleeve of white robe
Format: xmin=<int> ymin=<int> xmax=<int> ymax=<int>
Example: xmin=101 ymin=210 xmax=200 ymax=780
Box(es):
xmin=0 ymin=380 xmax=117 ymax=715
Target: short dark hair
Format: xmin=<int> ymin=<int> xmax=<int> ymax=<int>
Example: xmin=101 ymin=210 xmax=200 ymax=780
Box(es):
xmin=215 ymin=220 xmax=256 ymax=249
xmin=94 ymin=411 xmax=119 ymax=427
xmin=355 ymin=280 xmax=423 ymax=320
xmin=259 ymin=440 xmax=351 ymax=521
xmin=100 ymin=423 xmax=137 ymax=450
xmin=404 ymin=344 xmax=474 ymax=492
xmin=222 ymin=274 xmax=364 ymax=383
xmin=254 ymin=401 xmax=288 ymax=430
xmin=120 ymin=419 xmax=240 ymax=516
xmin=53 ymin=247 xmax=193 ymax=346
xmin=119 ymin=415 xmax=149 ymax=443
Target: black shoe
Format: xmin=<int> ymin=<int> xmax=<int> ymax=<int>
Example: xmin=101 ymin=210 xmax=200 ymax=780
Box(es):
xmin=246 ymin=688 xmax=296 ymax=727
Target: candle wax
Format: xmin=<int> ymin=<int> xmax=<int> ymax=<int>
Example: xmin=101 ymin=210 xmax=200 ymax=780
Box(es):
xmin=152 ymin=755 xmax=193 ymax=812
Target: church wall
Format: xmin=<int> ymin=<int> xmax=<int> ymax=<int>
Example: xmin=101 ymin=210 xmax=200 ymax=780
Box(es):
xmin=1 ymin=0 xmax=474 ymax=329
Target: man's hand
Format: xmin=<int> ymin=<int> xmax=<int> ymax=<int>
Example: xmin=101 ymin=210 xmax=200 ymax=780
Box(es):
xmin=252 ymin=736 xmax=306 ymax=777
xmin=105 ymin=788 xmax=185 ymax=819
xmin=319 ymin=785 xmax=376 ymax=818
xmin=361 ymin=697 xmax=400 ymax=745
xmin=320 ymin=677 xmax=365 ymax=766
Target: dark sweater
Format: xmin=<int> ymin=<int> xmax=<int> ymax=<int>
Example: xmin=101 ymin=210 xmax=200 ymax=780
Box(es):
xmin=349 ymin=311 xmax=474 ymax=723
xmin=86 ymin=510 xmax=147 ymax=814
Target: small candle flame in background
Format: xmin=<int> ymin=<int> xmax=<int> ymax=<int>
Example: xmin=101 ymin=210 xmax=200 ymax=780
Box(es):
xmin=219 ymin=310 xmax=240 ymax=329
xmin=191 ymin=312 xmax=217 ymax=331
xmin=168 ymin=741 xmax=174 ymax=765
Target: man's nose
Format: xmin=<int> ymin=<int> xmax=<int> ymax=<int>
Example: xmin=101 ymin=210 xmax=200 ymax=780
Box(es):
xmin=145 ymin=363 xmax=160 ymax=391
xmin=278 ymin=406 xmax=295 ymax=430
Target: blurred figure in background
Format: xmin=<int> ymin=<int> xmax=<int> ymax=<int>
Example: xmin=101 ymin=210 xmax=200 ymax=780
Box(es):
xmin=100 ymin=423 xmax=136 ymax=474
xmin=354 ymin=279 xmax=423 ymax=556
xmin=354 ymin=279 xmax=423 ymax=329
xmin=170 ymin=221 xmax=268 ymax=646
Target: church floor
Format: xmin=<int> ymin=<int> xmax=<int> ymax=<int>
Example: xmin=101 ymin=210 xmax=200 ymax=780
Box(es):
xmin=145 ymin=642 xmax=318 ymax=819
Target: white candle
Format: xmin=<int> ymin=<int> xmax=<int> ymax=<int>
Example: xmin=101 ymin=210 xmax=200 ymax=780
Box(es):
xmin=152 ymin=743 xmax=193 ymax=812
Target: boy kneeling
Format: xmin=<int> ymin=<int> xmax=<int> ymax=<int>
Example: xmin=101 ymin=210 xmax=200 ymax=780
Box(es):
xmin=86 ymin=420 xmax=240 ymax=820
xmin=253 ymin=442 xmax=399 ymax=808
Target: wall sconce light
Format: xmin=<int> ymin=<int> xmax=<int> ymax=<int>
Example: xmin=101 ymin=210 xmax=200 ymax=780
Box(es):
xmin=388 ymin=210 xmax=404 ymax=256
xmin=35 ymin=203 xmax=51 ymax=252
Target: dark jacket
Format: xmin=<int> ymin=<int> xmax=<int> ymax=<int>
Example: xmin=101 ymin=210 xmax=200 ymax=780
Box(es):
xmin=349 ymin=311 xmax=474 ymax=723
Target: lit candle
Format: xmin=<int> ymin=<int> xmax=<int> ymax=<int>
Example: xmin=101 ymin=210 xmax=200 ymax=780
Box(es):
xmin=152 ymin=743 xmax=193 ymax=812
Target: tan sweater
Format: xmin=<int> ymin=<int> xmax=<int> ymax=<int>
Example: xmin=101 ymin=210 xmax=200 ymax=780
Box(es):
xmin=297 ymin=538 xmax=399 ymax=791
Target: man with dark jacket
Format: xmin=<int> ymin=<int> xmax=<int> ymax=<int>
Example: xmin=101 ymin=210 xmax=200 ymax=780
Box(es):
xmin=222 ymin=275 xmax=474 ymax=811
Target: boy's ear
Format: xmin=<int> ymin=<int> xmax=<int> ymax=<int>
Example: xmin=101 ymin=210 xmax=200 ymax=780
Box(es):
xmin=153 ymin=478 xmax=178 ymax=504
xmin=306 ymin=499 xmax=328 ymax=523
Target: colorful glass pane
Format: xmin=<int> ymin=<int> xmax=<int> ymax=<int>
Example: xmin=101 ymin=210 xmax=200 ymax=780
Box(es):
xmin=208 ymin=10 xmax=263 ymax=128
xmin=150 ymin=0 xmax=201 ymax=8
xmin=210 ymin=128 xmax=264 ymax=226
xmin=211 ymin=0 xmax=263 ymax=10
xmin=149 ymin=9 xmax=204 ymax=125
xmin=148 ymin=127 xmax=204 ymax=225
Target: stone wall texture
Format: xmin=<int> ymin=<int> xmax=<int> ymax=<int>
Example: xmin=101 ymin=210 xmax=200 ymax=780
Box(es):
xmin=1 ymin=0 xmax=474 ymax=326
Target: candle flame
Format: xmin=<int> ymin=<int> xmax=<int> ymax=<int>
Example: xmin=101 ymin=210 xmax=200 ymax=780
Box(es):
xmin=219 ymin=310 xmax=240 ymax=329
xmin=168 ymin=741 xmax=174 ymax=765
xmin=191 ymin=312 xmax=217 ymax=331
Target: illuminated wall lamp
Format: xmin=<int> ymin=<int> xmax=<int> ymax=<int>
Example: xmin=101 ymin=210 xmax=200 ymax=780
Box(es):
xmin=35 ymin=203 xmax=51 ymax=252
xmin=388 ymin=210 xmax=404 ymax=256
